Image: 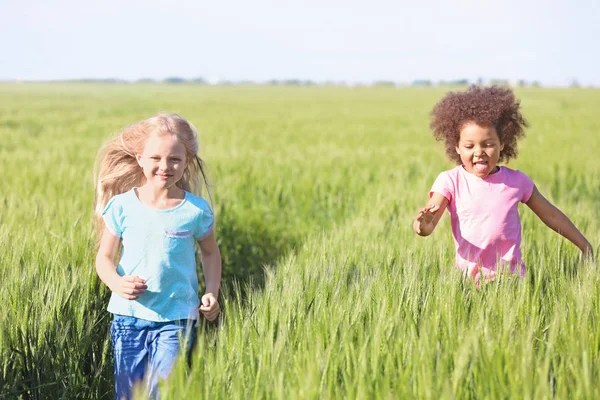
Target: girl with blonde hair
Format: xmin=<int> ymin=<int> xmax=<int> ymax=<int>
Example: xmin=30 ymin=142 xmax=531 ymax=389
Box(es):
xmin=94 ymin=113 xmax=221 ymax=399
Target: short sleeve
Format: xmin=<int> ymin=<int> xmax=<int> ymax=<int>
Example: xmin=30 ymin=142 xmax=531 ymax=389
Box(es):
xmin=194 ymin=199 xmax=214 ymax=240
xmin=517 ymin=170 xmax=535 ymax=203
xmin=429 ymin=171 xmax=454 ymax=203
xmin=101 ymin=196 xmax=123 ymax=237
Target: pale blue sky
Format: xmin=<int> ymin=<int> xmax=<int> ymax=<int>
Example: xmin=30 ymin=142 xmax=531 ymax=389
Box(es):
xmin=1 ymin=0 xmax=599 ymax=86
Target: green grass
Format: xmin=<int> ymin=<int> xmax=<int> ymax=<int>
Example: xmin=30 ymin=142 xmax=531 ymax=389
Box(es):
xmin=0 ymin=84 xmax=599 ymax=399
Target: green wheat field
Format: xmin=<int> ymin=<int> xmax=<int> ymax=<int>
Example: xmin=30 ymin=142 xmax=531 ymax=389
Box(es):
xmin=1 ymin=84 xmax=599 ymax=399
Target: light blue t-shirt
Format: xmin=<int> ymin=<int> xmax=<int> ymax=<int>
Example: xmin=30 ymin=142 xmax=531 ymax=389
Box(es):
xmin=102 ymin=188 xmax=214 ymax=322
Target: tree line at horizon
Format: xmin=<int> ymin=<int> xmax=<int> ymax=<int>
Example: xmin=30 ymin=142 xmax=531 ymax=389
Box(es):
xmin=4 ymin=77 xmax=591 ymax=88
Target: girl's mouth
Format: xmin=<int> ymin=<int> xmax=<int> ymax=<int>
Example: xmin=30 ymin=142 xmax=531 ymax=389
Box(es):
xmin=474 ymin=162 xmax=488 ymax=173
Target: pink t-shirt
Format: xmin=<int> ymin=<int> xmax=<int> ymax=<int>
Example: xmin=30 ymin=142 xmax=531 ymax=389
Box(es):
xmin=430 ymin=165 xmax=534 ymax=280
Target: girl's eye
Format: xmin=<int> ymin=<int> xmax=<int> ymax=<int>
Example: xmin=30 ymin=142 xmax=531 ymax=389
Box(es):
xmin=171 ymin=158 xmax=181 ymax=162
xmin=151 ymin=157 xmax=160 ymax=160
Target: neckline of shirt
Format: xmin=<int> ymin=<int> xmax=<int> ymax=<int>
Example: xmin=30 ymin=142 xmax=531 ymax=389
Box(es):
xmin=130 ymin=187 xmax=188 ymax=212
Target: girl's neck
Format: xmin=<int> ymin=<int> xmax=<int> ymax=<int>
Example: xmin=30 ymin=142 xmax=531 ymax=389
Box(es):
xmin=136 ymin=184 xmax=185 ymax=209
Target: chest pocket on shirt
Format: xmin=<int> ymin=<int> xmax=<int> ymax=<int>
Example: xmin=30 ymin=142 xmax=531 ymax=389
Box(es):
xmin=163 ymin=230 xmax=192 ymax=255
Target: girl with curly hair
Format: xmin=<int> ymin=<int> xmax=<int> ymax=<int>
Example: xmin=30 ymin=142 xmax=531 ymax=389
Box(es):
xmin=414 ymin=86 xmax=593 ymax=283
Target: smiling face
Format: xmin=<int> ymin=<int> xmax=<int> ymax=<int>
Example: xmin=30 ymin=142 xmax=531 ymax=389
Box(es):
xmin=136 ymin=133 xmax=188 ymax=190
xmin=456 ymin=122 xmax=505 ymax=178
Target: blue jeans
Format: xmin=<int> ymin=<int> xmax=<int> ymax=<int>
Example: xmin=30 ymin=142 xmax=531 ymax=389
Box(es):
xmin=111 ymin=315 xmax=196 ymax=400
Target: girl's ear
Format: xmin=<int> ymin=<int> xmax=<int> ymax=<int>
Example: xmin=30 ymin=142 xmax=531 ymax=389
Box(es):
xmin=455 ymin=145 xmax=460 ymax=154
xmin=136 ymin=153 xmax=143 ymax=167
xmin=500 ymin=142 xmax=505 ymax=151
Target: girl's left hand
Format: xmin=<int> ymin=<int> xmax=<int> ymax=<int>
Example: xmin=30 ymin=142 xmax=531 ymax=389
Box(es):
xmin=582 ymin=244 xmax=595 ymax=263
xmin=199 ymin=293 xmax=220 ymax=321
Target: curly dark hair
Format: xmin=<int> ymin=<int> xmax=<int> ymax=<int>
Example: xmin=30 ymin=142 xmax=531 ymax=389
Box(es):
xmin=430 ymin=85 xmax=528 ymax=164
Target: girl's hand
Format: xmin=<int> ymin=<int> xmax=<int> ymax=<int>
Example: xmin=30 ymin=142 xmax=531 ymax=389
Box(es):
xmin=199 ymin=293 xmax=220 ymax=321
xmin=416 ymin=204 xmax=440 ymax=225
xmin=112 ymin=275 xmax=147 ymax=300
xmin=414 ymin=204 xmax=440 ymax=235
xmin=413 ymin=193 xmax=448 ymax=236
xmin=582 ymin=244 xmax=594 ymax=263
xmin=526 ymin=186 xmax=594 ymax=264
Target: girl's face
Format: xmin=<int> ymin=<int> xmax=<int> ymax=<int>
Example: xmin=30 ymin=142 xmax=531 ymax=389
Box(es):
xmin=456 ymin=122 xmax=504 ymax=178
xmin=136 ymin=133 xmax=188 ymax=190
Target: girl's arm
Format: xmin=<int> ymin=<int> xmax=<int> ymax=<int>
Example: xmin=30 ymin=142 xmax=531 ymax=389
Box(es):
xmin=198 ymin=230 xmax=222 ymax=321
xmin=95 ymin=230 xmax=147 ymax=299
xmin=414 ymin=192 xmax=449 ymax=236
xmin=526 ymin=185 xmax=594 ymax=259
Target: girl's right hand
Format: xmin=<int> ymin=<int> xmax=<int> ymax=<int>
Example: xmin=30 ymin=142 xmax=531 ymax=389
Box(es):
xmin=112 ymin=275 xmax=147 ymax=300
xmin=414 ymin=204 xmax=440 ymax=235
xmin=413 ymin=193 xmax=449 ymax=236
xmin=416 ymin=204 xmax=439 ymax=223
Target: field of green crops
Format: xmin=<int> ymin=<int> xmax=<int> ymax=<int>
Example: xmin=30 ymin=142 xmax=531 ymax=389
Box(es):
xmin=1 ymin=84 xmax=599 ymax=399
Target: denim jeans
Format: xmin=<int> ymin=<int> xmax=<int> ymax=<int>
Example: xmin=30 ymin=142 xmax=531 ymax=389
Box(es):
xmin=111 ymin=314 xmax=196 ymax=400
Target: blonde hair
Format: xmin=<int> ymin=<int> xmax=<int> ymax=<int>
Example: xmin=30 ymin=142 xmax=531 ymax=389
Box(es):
xmin=93 ymin=113 xmax=210 ymax=240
